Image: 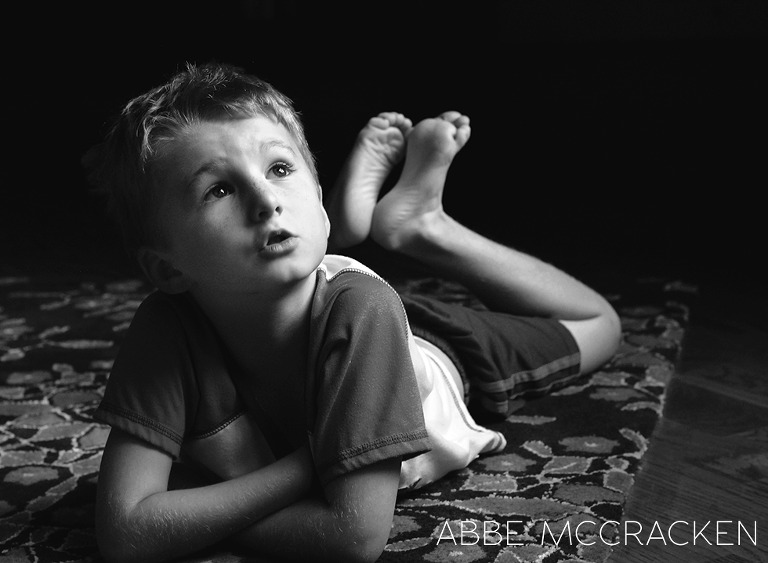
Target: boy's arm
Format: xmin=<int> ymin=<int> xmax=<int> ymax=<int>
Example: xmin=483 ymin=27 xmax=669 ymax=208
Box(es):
xmin=232 ymin=457 xmax=402 ymax=563
xmin=95 ymin=428 xmax=313 ymax=563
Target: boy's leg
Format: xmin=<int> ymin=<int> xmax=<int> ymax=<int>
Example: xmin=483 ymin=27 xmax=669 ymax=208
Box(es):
xmin=325 ymin=112 xmax=412 ymax=251
xmin=371 ymin=112 xmax=621 ymax=375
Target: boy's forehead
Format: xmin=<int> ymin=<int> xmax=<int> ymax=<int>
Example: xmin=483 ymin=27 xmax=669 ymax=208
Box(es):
xmin=157 ymin=117 xmax=301 ymax=178
xmin=184 ymin=116 xmax=297 ymax=152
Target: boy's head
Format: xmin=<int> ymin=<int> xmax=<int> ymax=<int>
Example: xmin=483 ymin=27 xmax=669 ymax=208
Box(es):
xmin=90 ymin=62 xmax=319 ymax=263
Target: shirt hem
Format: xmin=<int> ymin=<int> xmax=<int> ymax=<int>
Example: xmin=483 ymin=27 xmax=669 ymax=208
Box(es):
xmin=317 ymin=433 xmax=431 ymax=485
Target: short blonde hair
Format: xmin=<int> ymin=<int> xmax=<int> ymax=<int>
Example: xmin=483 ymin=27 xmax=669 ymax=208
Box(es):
xmin=88 ymin=62 xmax=318 ymax=259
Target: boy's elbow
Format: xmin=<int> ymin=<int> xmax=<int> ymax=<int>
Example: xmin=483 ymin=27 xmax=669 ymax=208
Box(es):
xmin=327 ymin=512 xmax=391 ymax=563
xmin=98 ymin=546 xmax=136 ymax=563
xmin=98 ymin=538 xmax=166 ymax=563
xmin=96 ymin=513 xmax=163 ymax=563
xmin=323 ymin=457 xmax=400 ymax=562
xmin=96 ymin=506 xmax=124 ymax=562
xmin=97 ymin=529 xmax=139 ymax=563
xmin=96 ymin=530 xmax=136 ymax=563
xmin=334 ymin=531 xmax=388 ymax=563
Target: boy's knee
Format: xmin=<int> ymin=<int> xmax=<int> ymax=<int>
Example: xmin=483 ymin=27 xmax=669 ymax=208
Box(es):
xmin=562 ymin=305 xmax=622 ymax=375
xmin=604 ymin=306 xmax=623 ymax=354
xmin=594 ymin=305 xmax=622 ymax=370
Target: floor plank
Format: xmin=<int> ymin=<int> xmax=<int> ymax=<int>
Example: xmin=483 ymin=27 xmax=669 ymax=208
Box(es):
xmin=609 ymin=279 xmax=768 ymax=563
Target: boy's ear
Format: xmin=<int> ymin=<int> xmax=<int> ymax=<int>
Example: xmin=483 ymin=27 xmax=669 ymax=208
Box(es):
xmin=137 ymin=247 xmax=191 ymax=294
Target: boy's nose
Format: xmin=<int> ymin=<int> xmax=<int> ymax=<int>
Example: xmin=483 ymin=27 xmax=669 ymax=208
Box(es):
xmin=245 ymin=182 xmax=282 ymax=222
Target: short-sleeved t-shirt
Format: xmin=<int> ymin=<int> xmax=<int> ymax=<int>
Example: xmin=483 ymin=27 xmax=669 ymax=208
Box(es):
xmin=95 ymin=255 xmax=435 ymax=485
xmin=96 ymin=255 xmax=580 ymax=489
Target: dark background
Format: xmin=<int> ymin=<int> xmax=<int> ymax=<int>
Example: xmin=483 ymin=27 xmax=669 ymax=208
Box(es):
xmin=3 ymin=0 xmax=766 ymax=288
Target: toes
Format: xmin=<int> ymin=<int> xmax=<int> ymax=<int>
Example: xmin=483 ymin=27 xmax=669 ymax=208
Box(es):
xmin=439 ymin=110 xmax=463 ymax=123
xmin=377 ymin=111 xmax=401 ymax=120
xmin=376 ymin=112 xmax=411 ymax=130
xmin=437 ymin=111 xmax=470 ymax=144
xmin=364 ymin=113 xmax=412 ymax=139
xmin=368 ymin=115 xmax=392 ymax=131
xmin=439 ymin=111 xmax=469 ymax=125
xmin=388 ymin=112 xmax=413 ymax=135
xmin=455 ymin=122 xmax=471 ymax=147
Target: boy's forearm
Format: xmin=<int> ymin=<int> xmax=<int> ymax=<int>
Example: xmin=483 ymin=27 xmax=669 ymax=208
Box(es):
xmin=98 ymin=445 xmax=313 ymax=563
xmin=232 ymin=496 xmax=353 ymax=561
xmin=232 ymin=458 xmax=401 ymax=563
xmin=233 ymin=500 xmax=391 ymax=563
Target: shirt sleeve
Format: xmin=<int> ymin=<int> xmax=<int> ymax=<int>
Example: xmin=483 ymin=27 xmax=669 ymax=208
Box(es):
xmin=308 ymin=273 xmax=431 ymax=485
xmin=93 ymin=292 xmax=197 ymax=457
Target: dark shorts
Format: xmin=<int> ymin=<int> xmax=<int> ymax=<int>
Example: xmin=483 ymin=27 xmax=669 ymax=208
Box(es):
xmin=401 ymin=294 xmax=581 ymax=422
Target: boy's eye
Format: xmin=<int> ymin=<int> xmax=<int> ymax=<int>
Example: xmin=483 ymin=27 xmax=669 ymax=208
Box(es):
xmin=270 ymin=162 xmax=294 ymax=178
xmin=204 ymin=183 xmax=234 ymax=201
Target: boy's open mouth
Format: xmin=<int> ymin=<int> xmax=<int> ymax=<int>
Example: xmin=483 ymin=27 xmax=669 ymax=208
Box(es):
xmin=258 ymin=229 xmax=299 ymax=256
xmin=263 ymin=230 xmax=292 ymax=247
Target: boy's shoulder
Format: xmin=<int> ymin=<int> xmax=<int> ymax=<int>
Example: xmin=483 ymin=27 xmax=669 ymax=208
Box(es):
xmin=317 ymin=254 xmax=382 ymax=282
xmin=316 ymin=255 xmax=401 ymax=302
xmin=122 ymin=290 xmax=215 ymax=357
xmin=314 ymin=254 xmax=407 ymax=324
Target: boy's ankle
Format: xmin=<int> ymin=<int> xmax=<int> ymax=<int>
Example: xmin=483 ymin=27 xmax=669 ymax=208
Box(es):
xmin=374 ymin=210 xmax=453 ymax=257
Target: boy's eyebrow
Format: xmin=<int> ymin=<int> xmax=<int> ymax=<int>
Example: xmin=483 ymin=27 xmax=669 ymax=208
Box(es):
xmin=260 ymin=138 xmax=297 ymax=154
xmin=185 ymin=140 xmax=297 ymax=187
xmin=187 ymin=158 xmax=227 ymax=188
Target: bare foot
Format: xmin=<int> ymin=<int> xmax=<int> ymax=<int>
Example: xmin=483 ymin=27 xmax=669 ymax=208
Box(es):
xmin=370 ymin=111 xmax=470 ymax=254
xmin=326 ymin=112 xmax=412 ymax=250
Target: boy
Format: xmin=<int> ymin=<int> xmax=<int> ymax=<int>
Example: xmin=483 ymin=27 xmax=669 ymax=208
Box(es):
xmin=90 ymin=62 xmax=620 ymax=563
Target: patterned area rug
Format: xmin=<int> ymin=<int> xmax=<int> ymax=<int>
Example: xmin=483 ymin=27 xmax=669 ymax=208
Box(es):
xmin=0 ymin=272 xmax=695 ymax=562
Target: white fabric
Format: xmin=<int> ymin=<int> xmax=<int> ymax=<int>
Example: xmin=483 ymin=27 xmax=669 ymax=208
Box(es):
xmin=399 ymin=336 xmax=507 ymax=490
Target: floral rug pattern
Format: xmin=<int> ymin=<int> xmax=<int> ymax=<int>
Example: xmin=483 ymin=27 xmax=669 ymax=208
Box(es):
xmin=0 ymin=273 xmax=695 ymax=562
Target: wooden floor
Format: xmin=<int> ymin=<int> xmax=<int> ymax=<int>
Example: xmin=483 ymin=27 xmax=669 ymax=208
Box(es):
xmin=609 ymin=276 xmax=768 ymax=562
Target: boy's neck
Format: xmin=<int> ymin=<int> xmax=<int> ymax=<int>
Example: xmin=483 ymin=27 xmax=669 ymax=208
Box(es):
xmin=191 ymin=275 xmax=317 ymax=369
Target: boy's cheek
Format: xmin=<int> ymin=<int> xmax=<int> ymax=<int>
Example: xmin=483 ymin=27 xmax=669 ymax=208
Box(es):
xmin=322 ymin=208 xmax=331 ymax=238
